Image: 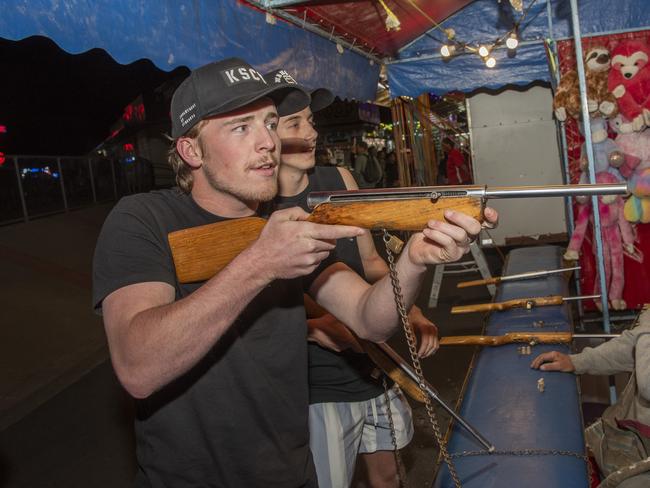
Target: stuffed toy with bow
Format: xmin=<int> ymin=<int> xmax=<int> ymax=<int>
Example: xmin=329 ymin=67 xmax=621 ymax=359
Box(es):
xmin=575 ymin=118 xmax=624 ymax=203
xmin=609 ymin=114 xmax=650 ymax=222
xmin=554 ymin=46 xmax=618 ymax=122
xmin=608 ymin=39 xmax=650 ymax=131
xmin=564 ymin=172 xmax=635 ymax=310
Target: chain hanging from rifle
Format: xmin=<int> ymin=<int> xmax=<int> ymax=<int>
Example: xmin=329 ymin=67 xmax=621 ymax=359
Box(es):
xmin=382 ymin=375 xmax=405 ymax=487
xmin=382 ymin=230 xmax=463 ymax=488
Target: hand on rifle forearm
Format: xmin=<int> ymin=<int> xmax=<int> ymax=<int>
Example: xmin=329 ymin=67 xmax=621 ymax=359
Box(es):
xmin=407 ymin=207 xmax=498 ymax=265
xmin=530 ymin=351 xmax=576 ymax=372
xmin=249 ymin=207 xmax=363 ymax=280
xmin=307 ymin=314 xmax=363 ymax=353
xmin=409 ymin=305 xmax=439 ymax=358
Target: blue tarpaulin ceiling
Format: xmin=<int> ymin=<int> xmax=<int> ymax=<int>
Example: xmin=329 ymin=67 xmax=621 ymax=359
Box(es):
xmin=2 ymin=0 xmax=650 ymax=101
xmin=388 ymin=0 xmax=650 ymax=97
xmin=0 ymin=0 xmax=380 ymax=102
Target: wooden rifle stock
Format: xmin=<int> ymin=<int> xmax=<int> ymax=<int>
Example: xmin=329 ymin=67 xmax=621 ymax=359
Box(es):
xmin=440 ymin=332 xmax=573 ymax=346
xmin=457 ymin=277 xmax=501 ymax=288
xmin=168 ymin=197 xmax=484 ymax=283
xmin=451 ymin=295 xmax=564 ymax=314
xmin=303 ymin=294 xmax=428 ymax=403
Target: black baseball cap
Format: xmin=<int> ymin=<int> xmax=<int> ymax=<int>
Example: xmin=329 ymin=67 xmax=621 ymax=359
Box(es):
xmin=265 ymin=69 xmax=335 ymax=115
xmin=171 ymin=58 xmax=310 ymax=138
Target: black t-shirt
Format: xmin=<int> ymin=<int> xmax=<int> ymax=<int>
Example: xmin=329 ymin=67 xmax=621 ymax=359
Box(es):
xmin=275 ymin=167 xmax=385 ymax=404
xmin=92 ymin=188 xmax=318 ymax=488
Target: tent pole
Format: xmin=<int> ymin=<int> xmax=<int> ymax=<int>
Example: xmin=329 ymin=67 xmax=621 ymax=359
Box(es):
xmin=547 ymin=0 xmax=584 ymax=327
xmin=568 ymin=0 xmax=611 ymax=334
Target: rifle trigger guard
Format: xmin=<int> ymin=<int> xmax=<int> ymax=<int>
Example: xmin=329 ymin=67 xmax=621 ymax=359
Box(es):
xmin=429 ymin=191 xmax=442 ymax=202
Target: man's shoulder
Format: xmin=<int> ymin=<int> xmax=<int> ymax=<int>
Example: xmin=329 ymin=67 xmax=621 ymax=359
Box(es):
xmin=114 ymin=188 xmax=186 ymax=214
xmin=110 ymin=188 xmax=196 ymax=223
xmin=310 ymin=166 xmax=346 ymax=190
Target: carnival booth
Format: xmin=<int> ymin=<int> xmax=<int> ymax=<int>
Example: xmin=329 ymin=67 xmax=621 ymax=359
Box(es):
xmin=383 ymin=1 xmax=650 ymax=487
xmin=3 ymin=1 xmax=650 ymax=487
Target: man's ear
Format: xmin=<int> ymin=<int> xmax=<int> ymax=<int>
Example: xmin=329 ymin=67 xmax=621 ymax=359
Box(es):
xmin=176 ymin=137 xmax=203 ymax=169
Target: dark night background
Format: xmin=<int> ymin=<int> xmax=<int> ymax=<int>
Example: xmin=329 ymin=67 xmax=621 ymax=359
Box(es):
xmin=0 ymin=35 xmax=187 ymax=156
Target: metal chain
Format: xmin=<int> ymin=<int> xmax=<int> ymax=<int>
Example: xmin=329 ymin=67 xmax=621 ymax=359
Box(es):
xmin=451 ymin=448 xmax=588 ymax=461
xmin=382 ymin=376 xmax=405 ymax=488
xmin=452 ymin=448 xmax=592 ymax=482
xmin=382 ymin=230 xmax=463 ymax=488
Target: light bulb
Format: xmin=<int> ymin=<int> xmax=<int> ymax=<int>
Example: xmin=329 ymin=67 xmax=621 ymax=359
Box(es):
xmin=478 ymin=45 xmax=490 ymax=57
xmin=485 ymin=56 xmax=497 ymax=68
xmin=506 ymin=33 xmax=519 ymax=50
xmin=441 ymin=44 xmax=455 ymax=57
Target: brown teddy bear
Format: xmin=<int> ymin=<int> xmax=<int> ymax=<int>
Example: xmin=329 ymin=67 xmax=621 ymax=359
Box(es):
xmin=553 ymin=46 xmax=618 ymax=122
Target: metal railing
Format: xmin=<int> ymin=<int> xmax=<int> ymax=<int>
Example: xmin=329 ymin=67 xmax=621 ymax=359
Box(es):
xmin=0 ymin=155 xmax=157 ymax=225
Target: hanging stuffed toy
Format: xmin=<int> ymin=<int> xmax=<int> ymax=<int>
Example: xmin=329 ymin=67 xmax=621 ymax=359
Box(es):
xmin=575 ymin=118 xmax=624 ymax=203
xmin=609 ymin=114 xmax=650 ymax=222
xmin=564 ymin=172 xmax=635 ymax=310
xmin=554 ymin=46 xmax=618 ymax=122
xmin=608 ymin=39 xmax=650 ymax=131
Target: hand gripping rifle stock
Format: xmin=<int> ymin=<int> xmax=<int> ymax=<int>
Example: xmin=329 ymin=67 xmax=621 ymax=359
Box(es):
xmin=168 ymin=183 xmax=628 ymax=283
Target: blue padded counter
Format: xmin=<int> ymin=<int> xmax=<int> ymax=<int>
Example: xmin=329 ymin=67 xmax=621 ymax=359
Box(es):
xmin=433 ymin=246 xmax=588 ymax=488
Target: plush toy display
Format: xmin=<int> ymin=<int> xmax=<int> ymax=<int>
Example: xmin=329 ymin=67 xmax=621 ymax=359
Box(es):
xmin=564 ymin=172 xmax=635 ymax=310
xmin=609 ymin=114 xmax=650 ymax=222
xmin=609 ymin=114 xmax=650 ymax=177
xmin=575 ymin=118 xmax=624 ymax=203
xmin=608 ymin=39 xmax=650 ymax=131
xmin=553 ymin=46 xmax=618 ymax=122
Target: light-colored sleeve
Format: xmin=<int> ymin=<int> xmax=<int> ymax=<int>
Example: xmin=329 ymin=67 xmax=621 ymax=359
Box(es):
xmin=635 ymin=330 xmax=650 ymax=401
xmin=570 ymin=327 xmax=641 ymax=375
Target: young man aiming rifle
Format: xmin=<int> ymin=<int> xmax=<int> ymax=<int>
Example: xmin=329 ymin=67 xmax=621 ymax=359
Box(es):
xmin=92 ymin=58 xmax=497 ymax=487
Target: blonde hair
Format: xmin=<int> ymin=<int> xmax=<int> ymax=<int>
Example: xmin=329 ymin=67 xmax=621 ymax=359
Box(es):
xmin=167 ymin=120 xmax=208 ymax=194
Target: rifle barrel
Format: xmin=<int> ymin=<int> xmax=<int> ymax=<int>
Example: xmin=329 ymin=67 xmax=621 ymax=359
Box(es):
xmin=573 ymin=333 xmax=620 ymax=339
xmin=499 ymin=266 xmax=581 ymax=283
xmin=307 ymin=183 xmax=629 ymax=208
xmin=484 ymin=183 xmax=628 ymax=199
xmin=562 ymin=294 xmax=601 ymax=302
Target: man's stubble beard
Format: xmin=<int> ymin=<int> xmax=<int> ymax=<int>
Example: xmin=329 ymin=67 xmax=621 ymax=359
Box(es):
xmin=202 ymin=157 xmax=279 ymax=203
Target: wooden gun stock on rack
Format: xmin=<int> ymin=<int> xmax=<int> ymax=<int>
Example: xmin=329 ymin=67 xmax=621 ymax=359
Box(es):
xmin=169 ymin=184 xmax=627 ymax=284
xmin=439 ymin=331 xmax=619 ymax=347
xmin=450 ymin=294 xmax=600 ymax=314
xmin=456 ymin=266 xmax=580 ymax=289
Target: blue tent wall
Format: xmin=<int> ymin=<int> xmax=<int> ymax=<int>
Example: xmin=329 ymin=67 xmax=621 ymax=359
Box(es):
xmin=388 ymin=0 xmax=650 ymax=97
xmin=0 ymin=0 xmax=379 ymax=101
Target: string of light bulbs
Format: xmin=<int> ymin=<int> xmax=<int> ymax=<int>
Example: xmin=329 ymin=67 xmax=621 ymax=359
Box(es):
xmin=439 ymin=0 xmax=538 ymax=68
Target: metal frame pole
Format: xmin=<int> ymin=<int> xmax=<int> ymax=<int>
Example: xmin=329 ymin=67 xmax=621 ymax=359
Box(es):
xmin=13 ymin=156 xmax=29 ymax=222
xmin=569 ymin=0 xmax=611 ymax=334
xmin=88 ymin=158 xmax=97 ymax=203
xmin=110 ymin=158 xmax=118 ymax=200
xmin=547 ymin=0 xmax=585 ymax=327
xmin=56 ymin=157 xmax=68 ymax=211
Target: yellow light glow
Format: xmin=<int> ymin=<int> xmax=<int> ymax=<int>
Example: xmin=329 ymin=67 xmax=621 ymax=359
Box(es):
xmin=485 ymin=56 xmax=497 ymax=68
xmin=478 ymin=45 xmax=490 ymax=57
xmin=441 ymin=44 xmax=455 ymax=57
xmin=506 ymin=33 xmax=519 ymax=50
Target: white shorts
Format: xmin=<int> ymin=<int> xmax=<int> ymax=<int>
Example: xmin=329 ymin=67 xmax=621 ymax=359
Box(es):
xmin=308 ymin=384 xmax=414 ymax=488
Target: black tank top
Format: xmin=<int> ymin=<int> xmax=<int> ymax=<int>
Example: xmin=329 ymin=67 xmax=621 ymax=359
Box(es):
xmin=275 ymin=166 xmax=385 ymax=403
